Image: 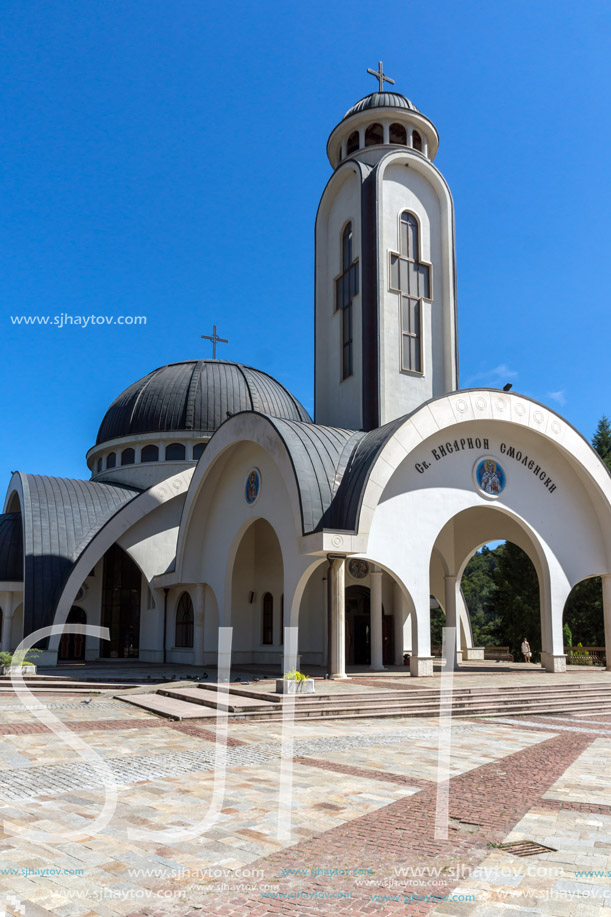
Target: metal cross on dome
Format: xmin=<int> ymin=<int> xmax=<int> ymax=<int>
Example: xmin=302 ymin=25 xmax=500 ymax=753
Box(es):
xmin=367 ymin=61 xmax=395 ymax=92
xmin=201 ymin=324 xmax=228 ymax=360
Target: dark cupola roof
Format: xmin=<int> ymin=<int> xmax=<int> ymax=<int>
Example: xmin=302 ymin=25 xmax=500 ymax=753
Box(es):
xmin=96 ymin=360 xmax=312 ymax=446
xmin=343 ymin=92 xmax=419 ymax=120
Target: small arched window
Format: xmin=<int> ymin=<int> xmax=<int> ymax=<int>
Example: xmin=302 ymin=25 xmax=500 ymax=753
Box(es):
xmin=165 ymin=443 xmax=186 ymax=461
xmin=121 ymin=448 xmax=135 ymax=466
xmin=412 ymin=130 xmax=422 ymax=152
xmin=365 ymin=123 xmax=383 ymax=146
xmin=96 ymin=458 xmax=102 ymax=473
xmin=346 ymin=130 xmax=359 ymax=154
xmin=262 ymin=593 xmax=273 ymax=645
xmin=106 ymin=452 xmax=116 ymax=469
xmin=390 ymin=123 xmax=407 ymax=145
xmin=193 ymin=443 xmax=206 ymax=461
xmin=175 ymin=592 xmax=194 ymax=648
xmin=141 ymin=445 xmax=159 ymax=463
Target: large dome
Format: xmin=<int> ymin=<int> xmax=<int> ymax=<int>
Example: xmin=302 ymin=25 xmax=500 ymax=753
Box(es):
xmin=342 ymin=91 xmax=419 ymax=120
xmin=96 ymin=360 xmax=312 ymax=446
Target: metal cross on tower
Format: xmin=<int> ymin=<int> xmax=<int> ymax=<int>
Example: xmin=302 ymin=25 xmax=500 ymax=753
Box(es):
xmin=201 ymin=324 xmax=228 ymax=360
xmin=367 ymin=61 xmax=395 ymax=92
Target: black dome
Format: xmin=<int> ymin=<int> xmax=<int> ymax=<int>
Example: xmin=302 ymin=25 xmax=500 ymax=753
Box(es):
xmin=96 ymin=360 xmax=312 ymax=446
xmin=343 ymin=92 xmax=419 ymax=120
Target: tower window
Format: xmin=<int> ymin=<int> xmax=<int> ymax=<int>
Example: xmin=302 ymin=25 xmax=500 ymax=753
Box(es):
xmin=335 ymin=223 xmax=359 ymax=380
xmin=390 ymin=123 xmax=407 ymax=145
xmin=106 ymin=452 xmax=116 ymax=469
xmin=262 ymin=593 xmax=274 ymax=645
xmin=389 ymin=212 xmax=432 ymax=374
xmin=175 ymin=592 xmax=194 ymax=648
xmin=193 ymin=442 xmax=206 ymax=461
xmin=121 ymin=448 xmax=135 ymax=466
xmin=412 ymin=130 xmax=422 ymax=152
xmin=141 ymin=445 xmax=159 ymax=463
xmin=365 ymin=123 xmax=383 ymax=146
xmin=166 ymin=443 xmax=186 ymax=461
xmin=96 ymin=458 xmax=102 ymax=473
xmin=346 ymin=130 xmax=359 ymax=154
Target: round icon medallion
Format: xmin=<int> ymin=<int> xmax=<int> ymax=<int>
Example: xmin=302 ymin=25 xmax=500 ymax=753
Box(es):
xmin=348 ymin=559 xmax=369 ymax=579
xmin=473 ymin=456 xmax=506 ymax=499
xmin=245 ymin=468 xmax=261 ymax=505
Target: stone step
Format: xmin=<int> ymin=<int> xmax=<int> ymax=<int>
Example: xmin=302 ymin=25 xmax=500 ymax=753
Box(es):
xmin=157 ymin=687 xmax=278 ymax=713
xmin=118 ymin=694 xmax=217 ymax=720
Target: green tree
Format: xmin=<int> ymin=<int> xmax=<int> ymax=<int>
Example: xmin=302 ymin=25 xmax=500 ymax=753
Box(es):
xmin=490 ymin=542 xmax=541 ymax=659
xmin=592 ymin=416 xmax=611 ymax=471
xmin=461 ymin=545 xmax=502 ymax=646
xmin=564 ymin=578 xmax=604 ymax=646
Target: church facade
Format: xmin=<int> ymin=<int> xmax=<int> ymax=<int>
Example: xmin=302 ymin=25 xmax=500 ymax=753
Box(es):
xmin=2 ymin=71 xmax=611 ymax=676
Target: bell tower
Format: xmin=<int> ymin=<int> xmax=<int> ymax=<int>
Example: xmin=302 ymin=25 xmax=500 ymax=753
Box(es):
xmin=314 ymin=65 xmax=458 ymax=431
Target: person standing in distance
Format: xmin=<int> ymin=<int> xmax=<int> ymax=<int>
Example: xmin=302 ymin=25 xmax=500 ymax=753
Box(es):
xmin=521 ymin=638 xmax=532 ymax=663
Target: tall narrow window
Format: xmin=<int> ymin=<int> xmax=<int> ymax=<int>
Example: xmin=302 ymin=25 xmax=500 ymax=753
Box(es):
xmin=106 ymin=452 xmax=116 ymax=469
xmin=365 ymin=123 xmax=383 ymax=146
xmin=346 ymin=130 xmax=359 ymax=154
xmin=412 ymin=130 xmax=422 ymax=152
xmin=175 ymin=592 xmax=194 ymax=648
xmin=389 ymin=212 xmax=432 ymax=374
xmin=335 ymin=223 xmax=359 ymax=380
xmin=121 ymin=448 xmax=135 ymax=466
xmin=262 ymin=593 xmax=273 ymax=645
xmin=141 ymin=445 xmax=159 ymax=463
xmin=389 ymin=122 xmax=407 ymax=145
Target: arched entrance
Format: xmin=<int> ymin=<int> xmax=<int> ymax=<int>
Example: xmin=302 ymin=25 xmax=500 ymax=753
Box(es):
xmin=58 ymin=606 xmax=87 ymax=661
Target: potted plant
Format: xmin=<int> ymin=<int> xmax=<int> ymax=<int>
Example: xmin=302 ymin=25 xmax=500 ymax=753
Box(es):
xmin=276 ymin=669 xmax=315 ymax=695
xmin=0 ymin=649 xmax=41 ymax=676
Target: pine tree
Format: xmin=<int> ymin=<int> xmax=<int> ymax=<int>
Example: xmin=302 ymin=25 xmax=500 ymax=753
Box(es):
xmin=592 ymin=416 xmax=611 ymax=471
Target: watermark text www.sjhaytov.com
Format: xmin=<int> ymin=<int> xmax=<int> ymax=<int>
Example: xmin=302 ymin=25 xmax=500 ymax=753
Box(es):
xmin=10 ymin=314 xmax=146 ymax=328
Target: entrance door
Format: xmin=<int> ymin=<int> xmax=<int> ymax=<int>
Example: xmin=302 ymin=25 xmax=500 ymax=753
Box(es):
xmin=346 ymin=586 xmax=371 ymax=665
xmin=101 ymin=544 xmax=141 ymax=658
xmin=58 ymin=607 xmax=87 ymax=661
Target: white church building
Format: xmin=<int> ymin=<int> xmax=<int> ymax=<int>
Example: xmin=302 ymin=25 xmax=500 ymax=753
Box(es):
xmin=2 ymin=67 xmax=611 ymax=677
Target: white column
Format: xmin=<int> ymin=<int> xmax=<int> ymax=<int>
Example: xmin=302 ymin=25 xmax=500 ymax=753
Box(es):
xmin=382 ymin=122 xmax=390 ymax=144
xmin=329 ymin=556 xmax=347 ymax=679
xmin=603 ymin=576 xmax=611 ymax=672
xmin=193 ymin=584 xmax=205 ymax=666
xmin=444 ymin=575 xmax=460 ymax=669
xmin=393 ymin=582 xmax=405 ymax=666
xmin=358 ymin=126 xmax=365 ymax=149
xmin=407 ymin=126 xmax=414 ymax=147
xmin=370 ymin=567 xmax=384 ymax=670
xmin=540 ymin=575 xmax=568 ymax=673
xmin=0 ymin=593 xmax=13 ymax=653
xmin=409 ymin=581 xmax=434 ymax=677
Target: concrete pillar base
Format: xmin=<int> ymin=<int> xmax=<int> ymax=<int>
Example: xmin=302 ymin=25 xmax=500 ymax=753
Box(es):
xmin=330 ymin=674 xmax=351 ymax=680
xmin=410 ymin=655 xmax=434 ymax=677
xmin=462 ymin=647 xmax=485 ymax=661
xmin=541 ymin=652 xmax=567 ymax=673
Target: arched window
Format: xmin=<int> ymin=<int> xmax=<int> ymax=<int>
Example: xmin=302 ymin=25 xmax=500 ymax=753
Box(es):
xmin=121 ymin=448 xmax=135 ymax=466
xmin=96 ymin=458 xmax=102 ymax=473
xmin=365 ymin=123 xmax=383 ymax=146
xmin=412 ymin=130 xmax=422 ymax=152
xmin=262 ymin=593 xmax=273 ymax=645
xmin=335 ymin=223 xmax=359 ymax=380
xmin=346 ymin=130 xmax=359 ymax=154
xmin=141 ymin=445 xmax=159 ymax=463
xmin=165 ymin=443 xmax=186 ymax=461
xmin=193 ymin=443 xmax=206 ymax=461
xmin=389 ymin=212 xmax=431 ymax=374
xmin=389 ymin=123 xmax=407 ymax=145
xmin=106 ymin=452 xmax=116 ymax=469
xmin=175 ymin=592 xmax=194 ymax=648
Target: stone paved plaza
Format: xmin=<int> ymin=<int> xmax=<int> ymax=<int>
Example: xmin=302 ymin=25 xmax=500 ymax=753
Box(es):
xmin=0 ymin=676 xmax=611 ymax=916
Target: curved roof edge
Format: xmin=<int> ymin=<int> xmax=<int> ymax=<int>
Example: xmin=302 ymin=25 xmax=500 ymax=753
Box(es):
xmin=11 ymin=473 xmax=140 ymax=638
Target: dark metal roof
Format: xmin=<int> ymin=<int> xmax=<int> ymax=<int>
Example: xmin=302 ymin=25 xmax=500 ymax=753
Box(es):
xmin=260 ymin=417 xmax=364 ymax=534
xmin=0 ymin=513 xmax=23 ymax=582
xmin=15 ymin=474 xmax=140 ymax=638
xmin=321 ymin=416 xmax=407 ymax=531
xmin=96 ymin=360 xmax=312 ymax=446
xmin=343 ymin=92 xmax=419 ymax=120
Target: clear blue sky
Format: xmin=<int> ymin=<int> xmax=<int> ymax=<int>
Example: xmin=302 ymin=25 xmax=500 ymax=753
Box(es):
xmin=1 ymin=0 xmax=610 ymax=487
